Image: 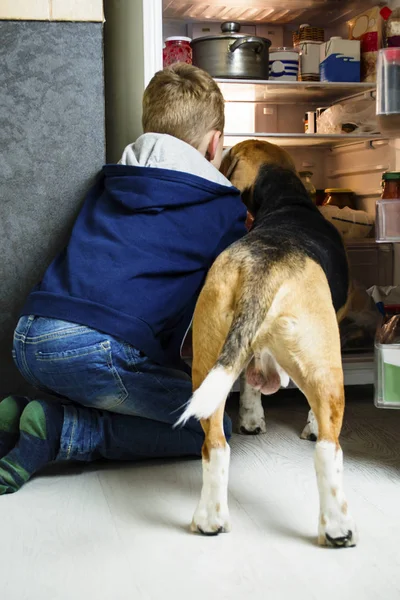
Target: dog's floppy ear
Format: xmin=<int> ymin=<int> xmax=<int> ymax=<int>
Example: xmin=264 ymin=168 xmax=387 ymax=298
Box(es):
xmin=224 ymin=156 xmax=239 ymax=181
xmin=220 ymin=150 xmax=240 ymax=181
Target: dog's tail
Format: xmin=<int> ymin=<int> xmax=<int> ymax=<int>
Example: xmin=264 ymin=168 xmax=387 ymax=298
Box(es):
xmin=176 ymin=293 xmax=268 ymax=426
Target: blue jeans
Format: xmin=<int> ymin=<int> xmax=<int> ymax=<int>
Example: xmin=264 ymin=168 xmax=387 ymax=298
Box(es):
xmin=12 ymin=316 xmax=232 ymax=462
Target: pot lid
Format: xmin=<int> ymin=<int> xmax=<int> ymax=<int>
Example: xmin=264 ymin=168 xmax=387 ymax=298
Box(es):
xmin=191 ymin=32 xmax=249 ymax=42
xmin=191 ymin=33 xmax=271 ymax=44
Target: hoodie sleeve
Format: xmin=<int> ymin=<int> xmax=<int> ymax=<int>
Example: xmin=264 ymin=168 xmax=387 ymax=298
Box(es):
xmin=211 ymin=198 xmax=247 ymax=262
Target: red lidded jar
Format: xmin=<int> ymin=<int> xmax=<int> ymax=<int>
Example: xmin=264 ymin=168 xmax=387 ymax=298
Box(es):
xmin=163 ymin=37 xmax=192 ymax=67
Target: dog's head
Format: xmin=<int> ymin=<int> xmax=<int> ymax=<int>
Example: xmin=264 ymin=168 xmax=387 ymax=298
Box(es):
xmin=220 ymin=140 xmax=297 ymax=222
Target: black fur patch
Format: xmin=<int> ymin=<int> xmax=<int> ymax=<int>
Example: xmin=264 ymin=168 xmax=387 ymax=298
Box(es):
xmin=246 ymin=164 xmax=349 ymax=313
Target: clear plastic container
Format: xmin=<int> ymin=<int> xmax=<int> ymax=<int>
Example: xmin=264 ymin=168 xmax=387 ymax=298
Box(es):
xmin=376 ymin=172 xmax=400 ymax=242
xmin=375 ymin=341 xmax=400 ymax=408
xmin=375 ymin=313 xmax=400 ymax=408
xmin=376 ymin=47 xmax=400 ymax=135
xmin=376 ymin=199 xmax=400 ymax=242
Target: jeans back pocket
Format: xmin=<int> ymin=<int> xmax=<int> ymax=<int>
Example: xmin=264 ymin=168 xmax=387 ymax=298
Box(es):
xmin=35 ymin=340 xmax=128 ymax=410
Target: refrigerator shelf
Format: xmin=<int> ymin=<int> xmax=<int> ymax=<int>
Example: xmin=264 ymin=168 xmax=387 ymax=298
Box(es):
xmin=216 ymin=80 xmax=376 ymax=105
xmin=163 ymin=0 xmax=379 ymax=26
xmin=223 ymin=133 xmax=387 ymax=149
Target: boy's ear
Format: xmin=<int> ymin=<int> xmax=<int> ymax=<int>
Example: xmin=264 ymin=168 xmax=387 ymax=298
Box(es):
xmin=206 ymin=131 xmax=222 ymax=162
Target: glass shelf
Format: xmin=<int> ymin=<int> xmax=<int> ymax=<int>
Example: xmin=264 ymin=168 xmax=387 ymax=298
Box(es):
xmin=223 ymin=133 xmax=386 ymax=149
xmin=216 ymin=80 xmax=376 ymax=105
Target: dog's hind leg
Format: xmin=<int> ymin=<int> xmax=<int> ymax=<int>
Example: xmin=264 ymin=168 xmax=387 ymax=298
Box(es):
xmin=177 ymin=259 xmax=239 ymax=535
xmin=266 ymin=261 xmax=357 ymax=548
xmin=177 ymin=252 xmax=267 ymax=534
xmin=238 ymin=373 xmax=266 ymax=435
xmin=192 ymin=405 xmax=231 ymax=535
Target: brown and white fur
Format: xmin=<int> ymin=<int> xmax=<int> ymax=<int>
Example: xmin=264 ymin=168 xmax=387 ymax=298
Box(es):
xmin=176 ymin=140 xmax=356 ymax=548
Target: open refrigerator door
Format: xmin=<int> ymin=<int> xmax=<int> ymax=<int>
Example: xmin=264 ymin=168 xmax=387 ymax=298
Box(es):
xmin=104 ymin=0 xmax=400 ymax=394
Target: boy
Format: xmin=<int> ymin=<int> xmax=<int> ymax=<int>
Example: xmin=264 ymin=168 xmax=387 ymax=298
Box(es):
xmin=0 ymin=64 xmax=247 ymax=494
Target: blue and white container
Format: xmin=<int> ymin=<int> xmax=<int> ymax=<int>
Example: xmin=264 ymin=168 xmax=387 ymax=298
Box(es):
xmin=320 ymin=37 xmax=360 ymax=82
xmin=269 ymin=47 xmax=299 ymax=81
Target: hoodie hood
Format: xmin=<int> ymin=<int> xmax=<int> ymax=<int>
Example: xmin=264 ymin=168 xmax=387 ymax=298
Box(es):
xmin=102 ymin=133 xmax=239 ymax=212
xmin=119 ymin=133 xmax=233 ymax=188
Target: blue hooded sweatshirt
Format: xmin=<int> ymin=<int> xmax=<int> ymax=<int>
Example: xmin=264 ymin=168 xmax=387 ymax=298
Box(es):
xmin=22 ymin=134 xmax=247 ymax=369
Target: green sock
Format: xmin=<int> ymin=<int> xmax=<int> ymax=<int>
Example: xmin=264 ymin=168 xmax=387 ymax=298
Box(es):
xmin=0 ymin=396 xmax=29 ymax=459
xmin=0 ymin=400 xmax=63 ymax=494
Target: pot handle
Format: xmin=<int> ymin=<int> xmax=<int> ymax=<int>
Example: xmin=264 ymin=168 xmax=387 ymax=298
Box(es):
xmin=229 ymin=36 xmax=267 ymax=54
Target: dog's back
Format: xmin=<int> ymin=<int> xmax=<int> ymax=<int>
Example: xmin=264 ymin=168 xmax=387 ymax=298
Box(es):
xmin=234 ymin=163 xmax=349 ymax=313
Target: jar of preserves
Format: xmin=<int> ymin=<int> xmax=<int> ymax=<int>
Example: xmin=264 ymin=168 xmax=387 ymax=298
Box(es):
xmin=323 ymin=188 xmax=355 ymax=209
xmin=381 ymin=171 xmax=400 ymax=199
xmin=163 ymin=37 xmax=192 ymax=67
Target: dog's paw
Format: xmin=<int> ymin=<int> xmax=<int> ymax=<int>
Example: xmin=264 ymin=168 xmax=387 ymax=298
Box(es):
xmin=238 ymin=412 xmax=267 ymax=435
xmin=318 ymin=512 xmax=358 ymax=548
xmin=191 ymin=502 xmax=231 ymax=536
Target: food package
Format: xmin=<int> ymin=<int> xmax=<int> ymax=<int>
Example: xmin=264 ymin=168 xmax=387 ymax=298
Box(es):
xmin=348 ymin=6 xmax=386 ymax=82
xmin=320 ymin=37 xmax=360 ymax=82
xmin=368 ymin=285 xmax=400 ymax=305
xmin=318 ymin=205 xmax=374 ymax=239
xmin=317 ymin=99 xmax=379 ymax=134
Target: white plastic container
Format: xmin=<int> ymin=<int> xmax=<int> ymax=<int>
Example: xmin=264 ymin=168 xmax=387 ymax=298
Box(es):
xmin=320 ymin=37 xmax=360 ymax=82
xmin=298 ymin=41 xmax=321 ymax=81
xmin=269 ymin=47 xmax=299 ymax=81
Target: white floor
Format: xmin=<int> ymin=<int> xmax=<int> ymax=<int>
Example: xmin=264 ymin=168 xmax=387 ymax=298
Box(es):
xmin=2 ymin=388 xmax=400 ymax=600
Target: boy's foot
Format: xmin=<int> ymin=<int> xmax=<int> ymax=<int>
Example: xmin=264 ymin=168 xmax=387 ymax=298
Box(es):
xmin=0 ymin=396 xmax=29 ymax=458
xmin=0 ymin=400 xmax=63 ymax=494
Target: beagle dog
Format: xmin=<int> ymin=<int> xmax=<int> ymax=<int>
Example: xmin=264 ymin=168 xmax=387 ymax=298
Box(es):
xmin=177 ymin=139 xmax=356 ymax=548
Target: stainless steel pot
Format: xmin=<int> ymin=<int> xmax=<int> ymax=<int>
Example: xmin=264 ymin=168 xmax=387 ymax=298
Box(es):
xmin=191 ymin=22 xmax=271 ymax=80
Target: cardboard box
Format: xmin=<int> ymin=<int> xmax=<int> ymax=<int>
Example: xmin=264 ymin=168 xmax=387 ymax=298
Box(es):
xmin=348 ymin=6 xmax=385 ymax=82
xmin=320 ymin=37 xmax=360 ymax=82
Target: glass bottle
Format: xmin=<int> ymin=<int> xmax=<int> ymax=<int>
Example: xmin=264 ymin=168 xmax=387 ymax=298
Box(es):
xmin=299 ymin=170 xmax=317 ymax=204
xmin=381 ymin=172 xmax=400 ymax=199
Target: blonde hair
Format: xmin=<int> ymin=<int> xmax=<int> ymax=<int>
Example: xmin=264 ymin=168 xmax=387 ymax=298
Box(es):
xmin=142 ymin=63 xmax=225 ymax=149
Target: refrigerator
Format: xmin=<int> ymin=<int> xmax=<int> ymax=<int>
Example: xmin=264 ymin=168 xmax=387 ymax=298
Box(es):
xmin=103 ymin=0 xmax=400 ymax=394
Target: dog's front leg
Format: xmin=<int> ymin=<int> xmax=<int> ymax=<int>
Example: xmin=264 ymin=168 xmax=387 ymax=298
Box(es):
xmin=238 ymin=371 xmax=267 ymax=435
xmin=300 ymin=408 xmax=318 ymax=441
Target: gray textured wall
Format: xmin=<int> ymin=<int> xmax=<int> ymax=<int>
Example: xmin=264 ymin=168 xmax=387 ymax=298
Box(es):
xmin=0 ymin=21 xmax=105 ymax=395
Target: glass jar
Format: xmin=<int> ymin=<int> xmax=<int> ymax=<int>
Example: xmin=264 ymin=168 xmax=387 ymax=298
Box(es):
xmin=382 ymin=171 xmax=400 ymax=199
xmin=163 ymin=37 xmax=192 ymax=67
xmin=385 ymin=6 xmax=400 ymax=47
xmin=299 ymin=171 xmax=317 ymax=204
xmin=323 ymin=188 xmax=355 ymax=209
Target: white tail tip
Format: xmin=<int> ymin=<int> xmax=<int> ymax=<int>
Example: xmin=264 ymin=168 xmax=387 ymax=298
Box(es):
xmin=175 ymin=366 xmax=235 ymax=427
